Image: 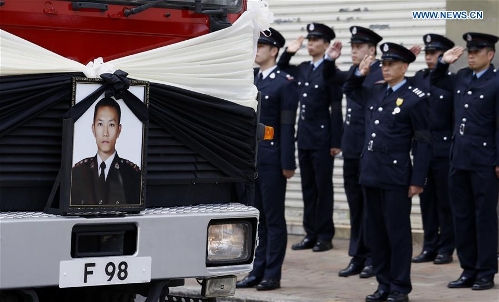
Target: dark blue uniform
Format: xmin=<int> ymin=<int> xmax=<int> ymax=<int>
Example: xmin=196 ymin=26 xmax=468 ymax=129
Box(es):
xmin=71 ymin=154 xmax=141 ymax=205
xmin=323 ymin=58 xmax=382 ymax=269
xmin=278 ymin=50 xmax=343 ymax=244
xmin=432 ymin=58 xmax=499 ymax=283
xmin=250 ymin=66 xmax=298 ymax=281
xmin=344 ymin=42 xmax=431 ymax=297
xmin=413 ymin=67 xmax=455 ymax=259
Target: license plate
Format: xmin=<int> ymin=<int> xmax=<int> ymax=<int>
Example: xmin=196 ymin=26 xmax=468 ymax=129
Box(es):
xmin=59 ymin=256 xmax=151 ymax=288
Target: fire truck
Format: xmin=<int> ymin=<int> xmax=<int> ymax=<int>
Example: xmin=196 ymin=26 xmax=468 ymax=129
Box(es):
xmin=0 ymin=0 xmax=271 ymax=301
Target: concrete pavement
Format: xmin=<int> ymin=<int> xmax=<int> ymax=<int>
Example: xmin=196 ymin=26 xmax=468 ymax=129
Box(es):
xmin=166 ymin=235 xmax=499 ymax=302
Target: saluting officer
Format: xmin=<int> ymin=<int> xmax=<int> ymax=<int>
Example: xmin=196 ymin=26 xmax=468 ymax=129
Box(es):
xmin=431 ymin=32 xmax=499 ymax=291
xmin=323 ymin=26 xmax=383 ymax=279
xmin=236 ymin=28 xmax=299 ymax=291
xmin=278 ymin=23 xmax=343 ymax=252
xmin=411 ymin=34 xmax=456 ymax=265
xmin=344 ymin=43 xmax=431 ymax=302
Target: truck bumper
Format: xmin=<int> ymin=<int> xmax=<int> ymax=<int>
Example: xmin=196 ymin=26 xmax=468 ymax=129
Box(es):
xmin=0 ymin=203 xmax=258 ymax=290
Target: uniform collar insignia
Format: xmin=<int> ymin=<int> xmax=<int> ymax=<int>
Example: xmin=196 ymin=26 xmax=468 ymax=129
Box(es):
xmin=270 ymin=73 xmax=275 ymax=79
xmin=115 ymin=162 xmax=120 ymax=169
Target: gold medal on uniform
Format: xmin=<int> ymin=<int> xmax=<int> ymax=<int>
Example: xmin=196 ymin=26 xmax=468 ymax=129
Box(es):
xmin=396 ymin=98 xmax=404 ymax=106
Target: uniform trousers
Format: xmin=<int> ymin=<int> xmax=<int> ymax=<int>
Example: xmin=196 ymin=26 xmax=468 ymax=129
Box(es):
xmin=419 ymin=157 xmax=454 ymax=255
xmin=448 ymin=167 xmax=498 ymax=280
xmin=364 ymin=186 xmax=413 ymax=294
xmin=298 ymin=145 xmax=335 ymax=242
xmin=250 ymin=165 xmax=288 ymax=280
xmin=343 ymin=158 xmax=370 ymax=266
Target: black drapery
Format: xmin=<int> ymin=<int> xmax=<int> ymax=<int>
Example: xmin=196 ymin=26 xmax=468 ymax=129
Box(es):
xmin=149 ymin=83 xmax=257 ymax=183
xmin=0 ymin=72 xmax=257 ymax=186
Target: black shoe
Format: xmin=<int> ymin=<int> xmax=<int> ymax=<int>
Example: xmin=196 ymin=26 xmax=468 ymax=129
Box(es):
xmin=387 ymin=291 xmax=409 ymax=302
xmin=338 ymin=263 xmax=363 ymax=277
xmin=256 ymin=279 xmax=280 ymax=291
xmin=312 ymin=240 xmax=333 ymax=252
xmin=236 ymin=275 xmax=261 ymax=288
xmin=433 ymin=253 xmax=452 ymax=264
xmin=447 ymin=276 xmax=475 ymax=288
xmin=365 ymin=289 xmax=389 ymax=302
xmin=360 ymin=265 xmax=375 ymax=278
xmin=291 ymin=237 xmax=316 ymax=250
xmin=472 ymin=278 xmax=494 ymax=290
xmin=411 ymin=250 xmax=436 ymax=263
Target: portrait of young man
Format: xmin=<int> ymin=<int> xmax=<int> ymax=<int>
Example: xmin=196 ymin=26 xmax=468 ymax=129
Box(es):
xmin=70 ymin=96 xmax=142 ymax=206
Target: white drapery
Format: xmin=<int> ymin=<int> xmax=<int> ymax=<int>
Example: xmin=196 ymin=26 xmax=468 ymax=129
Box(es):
xmin=0 ymin=0 xmax=274 ymax=110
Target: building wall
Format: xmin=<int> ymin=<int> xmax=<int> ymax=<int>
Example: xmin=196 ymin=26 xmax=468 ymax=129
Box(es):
xmin=445 ymin=0 xmax=499 ymax=70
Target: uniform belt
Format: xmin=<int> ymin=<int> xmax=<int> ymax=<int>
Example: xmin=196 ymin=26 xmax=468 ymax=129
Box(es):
xmin=367 ymin=140 xmax=410 ymax=153
xmin=458 ymin=124 xmax=492 ymax=137
xmin=300 ymin=114 xmax=329 ymax=121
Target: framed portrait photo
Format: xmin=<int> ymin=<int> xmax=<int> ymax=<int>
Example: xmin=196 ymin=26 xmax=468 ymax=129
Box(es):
xmin=62 ymin=78 xmax=148 ymax=214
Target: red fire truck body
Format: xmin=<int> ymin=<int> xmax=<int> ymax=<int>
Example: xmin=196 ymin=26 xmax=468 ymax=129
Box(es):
xmin=0 ymin=1 xmax=261 ymax=301
xmin=1 ymin=0 xmax=245 ymax=63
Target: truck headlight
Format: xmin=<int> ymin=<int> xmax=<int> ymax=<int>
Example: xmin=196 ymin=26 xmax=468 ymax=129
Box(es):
xmin=206 ymin=220 xmax=254 ymax=266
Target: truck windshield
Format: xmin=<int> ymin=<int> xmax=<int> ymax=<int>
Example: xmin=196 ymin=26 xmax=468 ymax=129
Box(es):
xmin=85 ymin=0 xmax=242 ymax=10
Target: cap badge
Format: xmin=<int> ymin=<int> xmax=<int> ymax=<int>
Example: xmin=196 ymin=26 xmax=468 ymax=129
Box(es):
xmin=309 ymin=23 xmax=315 ymax=31
xmin=383 ymin=43 xmax=389 ymax=52
xmin=467 ymin=33 xmax=472 ymax=41
xmin=426 ymin=35 xmax=431 ymax=43
xmin=352 ymin=27 xmax=357 ymax=35
xmin=396 ymin=98 xmax=404 ymax=106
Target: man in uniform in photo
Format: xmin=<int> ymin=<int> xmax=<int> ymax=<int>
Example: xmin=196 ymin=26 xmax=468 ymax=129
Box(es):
xmin=343 ymin=42 xmax=431 ymax=302
xmin=431 ymin=32 xmax=499 ymax=291
xmin=71 ymin=97 xmax=142 ymax=205
xmin=277 ymin=23 xmax=343 ymax=252
xmin=323 ymin=26 xmax=383 ymax=279
xmin=236 ymin=27 xmax=298 ymax=291
xmin=411 ymin=34 xmax=456 ymax=266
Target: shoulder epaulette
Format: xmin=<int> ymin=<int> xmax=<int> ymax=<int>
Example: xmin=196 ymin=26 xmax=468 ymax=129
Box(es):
xmin=276 ymin=70 xmax=294 ymax=81
xmin=74 ymin=157 xmax=93 ymax=167
xmin=410 ymin=86 xmax=427 ymax=98
xmin=119 ymin=158 xmax=140 ymax=172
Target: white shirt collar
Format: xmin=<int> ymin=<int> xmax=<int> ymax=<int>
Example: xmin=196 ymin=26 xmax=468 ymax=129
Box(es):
xmin=259 ymin=65 xmax=278 ymax=80
xmin=97 ymin=151 xmax=116 ymax=179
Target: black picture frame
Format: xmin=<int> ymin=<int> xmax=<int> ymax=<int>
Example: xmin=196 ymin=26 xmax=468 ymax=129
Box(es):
xmin=47 ymin=78 xmax=149 ymax=215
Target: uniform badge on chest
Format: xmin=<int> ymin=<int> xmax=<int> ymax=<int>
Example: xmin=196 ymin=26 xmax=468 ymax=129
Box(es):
xmin=393 ymin=98 xmax=403 ymax=115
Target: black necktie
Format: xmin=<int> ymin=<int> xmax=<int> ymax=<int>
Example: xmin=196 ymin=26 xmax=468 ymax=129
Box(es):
xmin=98 ymin=162 xmax=106 ymax=203
xmin=255 ymin=73 xmax=263 ymax=86
xmin=472 ymin=74 xmax=477 ymax=81
xmin=384 ymin=87 xmax=393 ymax=98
